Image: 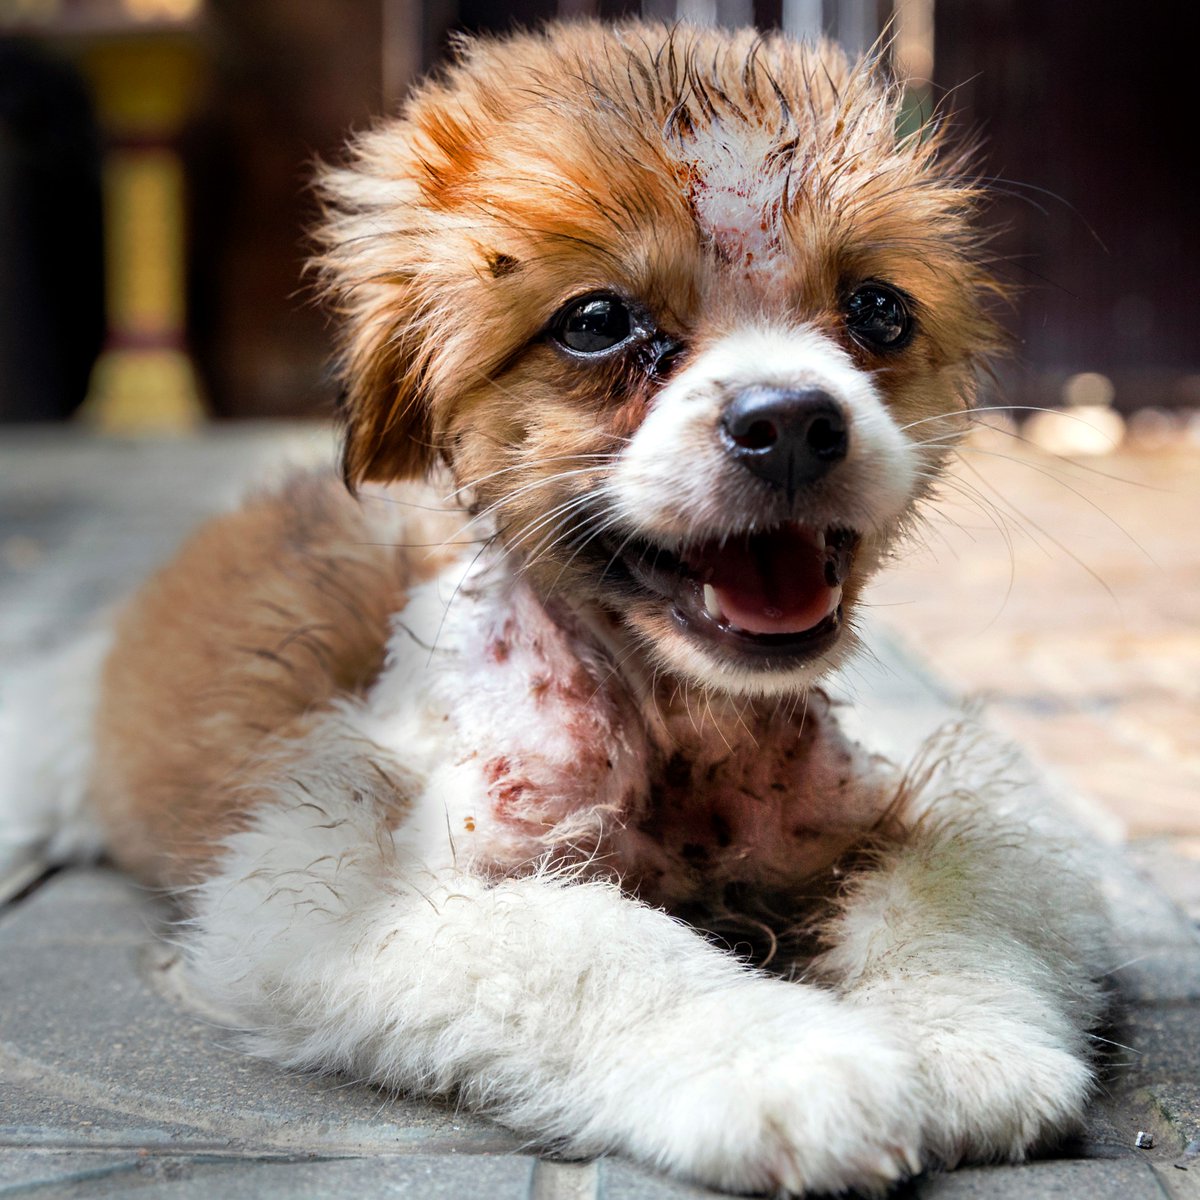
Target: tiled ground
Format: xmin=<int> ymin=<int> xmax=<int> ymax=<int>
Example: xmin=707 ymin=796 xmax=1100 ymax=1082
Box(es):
xmin=1 ymin=427 xmax=1197 ymax=1199
xmin=865 ymin=422 xmax=1200 ymax=885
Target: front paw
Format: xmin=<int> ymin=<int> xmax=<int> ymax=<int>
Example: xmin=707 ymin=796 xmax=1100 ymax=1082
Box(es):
xmin=855 ymin=992 xmax=1094 ymax=1167
xmin=919 ymin=1030 xmax=1093 ymax=1166
xmin=600 ymin=985 xmax=927 ymax=1196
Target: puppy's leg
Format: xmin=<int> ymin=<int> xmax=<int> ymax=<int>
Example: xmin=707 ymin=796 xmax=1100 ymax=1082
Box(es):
xmin=816 ymin=736 xmax=1110 ymax=1167
xmin=186 ymin=717 xmax=926 ymax=1197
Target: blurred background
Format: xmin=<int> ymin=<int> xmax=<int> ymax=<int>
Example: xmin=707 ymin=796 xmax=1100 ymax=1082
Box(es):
xmin=0 ymin=0 xmax=1194 ymax=433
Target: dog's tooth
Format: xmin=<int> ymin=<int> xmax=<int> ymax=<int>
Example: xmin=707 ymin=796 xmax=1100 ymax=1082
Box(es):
xmin=703 ymin=583 xmax=723 ymax=621
xmin=815 ymin=529 xmax=826 ymax=550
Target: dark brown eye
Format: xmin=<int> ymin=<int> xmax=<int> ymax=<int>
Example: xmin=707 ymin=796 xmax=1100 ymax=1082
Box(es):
xmin=552 ymin=294 xmax=634 ymax=355
xmin=845 ymin=283 xmax=914 ymax=351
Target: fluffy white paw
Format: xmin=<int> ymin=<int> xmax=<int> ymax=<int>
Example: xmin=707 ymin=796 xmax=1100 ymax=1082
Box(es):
xmin=598 ymin=985 xmax=927 ymax=1196
xmin=918 ymin=1032 xmax=1093 ymax=1166
xmin=847 ymin=986 xmax=1094 ymax=1168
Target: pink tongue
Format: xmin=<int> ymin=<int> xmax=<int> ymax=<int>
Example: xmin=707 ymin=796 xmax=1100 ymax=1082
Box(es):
xmin=701 ymin=527 xmax=837 ymax=636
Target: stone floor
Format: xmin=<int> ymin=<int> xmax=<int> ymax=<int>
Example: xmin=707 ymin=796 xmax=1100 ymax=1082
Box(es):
xmin=1 ymin=426 xmax=1197 ymax=1199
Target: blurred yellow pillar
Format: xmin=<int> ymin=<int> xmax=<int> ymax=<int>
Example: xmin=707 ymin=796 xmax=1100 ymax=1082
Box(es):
xmin=78 ymin=31 xmax=206 ymax=432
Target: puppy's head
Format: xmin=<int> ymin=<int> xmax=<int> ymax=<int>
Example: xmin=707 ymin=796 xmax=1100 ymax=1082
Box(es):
xmin=317 ymin=21 xmax=1002 ymax=697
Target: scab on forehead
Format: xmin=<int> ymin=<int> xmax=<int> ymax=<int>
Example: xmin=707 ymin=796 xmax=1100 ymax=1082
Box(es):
xmin=487 ymin=252 xmax=520 ymax=279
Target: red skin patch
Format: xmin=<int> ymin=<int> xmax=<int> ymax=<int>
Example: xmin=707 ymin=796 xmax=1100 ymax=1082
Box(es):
xmin=483 ymin=755 xmax=510 ymax=784
xmin=483 ymin=756 xmax=535 ymax=820
xmin=432 ymin=570 xmax=893 ymax=907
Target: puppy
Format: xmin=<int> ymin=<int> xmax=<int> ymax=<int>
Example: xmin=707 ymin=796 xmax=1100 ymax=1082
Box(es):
xmin=0 ymin=22 xmax=1109 ymax=1196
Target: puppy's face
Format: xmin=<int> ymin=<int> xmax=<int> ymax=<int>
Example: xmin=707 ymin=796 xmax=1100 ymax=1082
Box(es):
xmin=319 ymin=22 xmax=1002 ymax=697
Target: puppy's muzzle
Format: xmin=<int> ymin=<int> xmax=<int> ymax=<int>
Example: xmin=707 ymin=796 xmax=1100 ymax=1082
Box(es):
xmin=720 ymin=387 xmax=849 ymax=497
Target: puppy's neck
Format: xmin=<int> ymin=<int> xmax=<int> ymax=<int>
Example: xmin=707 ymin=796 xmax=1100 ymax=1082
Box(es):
xmin=458 ymin=540 xmax=822 ymax=734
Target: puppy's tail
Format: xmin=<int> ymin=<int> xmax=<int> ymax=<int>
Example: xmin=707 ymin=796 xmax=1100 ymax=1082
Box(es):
xmin=0 ymin=627 xmax=111 ymax=893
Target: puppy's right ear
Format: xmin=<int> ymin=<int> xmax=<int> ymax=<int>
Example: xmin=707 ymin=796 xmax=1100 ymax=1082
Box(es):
xmin=314 ymin=144 xmax=440 ymax=490
xmin=333 ymin=276 xmax=436 ymax=491
xmin=318 ymin=36 xmax=499 ymax=488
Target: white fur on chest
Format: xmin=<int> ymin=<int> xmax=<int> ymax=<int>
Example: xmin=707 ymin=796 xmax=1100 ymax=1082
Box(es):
xmin=362 ymin=553 xmax=897 ymax=906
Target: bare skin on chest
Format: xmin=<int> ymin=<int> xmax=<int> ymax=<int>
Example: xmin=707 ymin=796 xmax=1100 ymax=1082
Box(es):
xmin=414 ymin=570 xmax=897 ymax=913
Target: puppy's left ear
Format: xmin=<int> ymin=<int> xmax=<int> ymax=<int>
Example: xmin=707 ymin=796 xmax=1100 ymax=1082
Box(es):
xmin=314 ymin=143 xmax=442 ymax=490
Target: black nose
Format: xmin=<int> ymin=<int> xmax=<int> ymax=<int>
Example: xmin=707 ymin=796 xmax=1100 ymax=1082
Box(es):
xmin=720 ymin=387 xmax=849 ymax=493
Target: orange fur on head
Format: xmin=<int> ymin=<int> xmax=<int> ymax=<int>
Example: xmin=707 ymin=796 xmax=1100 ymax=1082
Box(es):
xmin=315 ymin=21 xmax=1004 ymax=507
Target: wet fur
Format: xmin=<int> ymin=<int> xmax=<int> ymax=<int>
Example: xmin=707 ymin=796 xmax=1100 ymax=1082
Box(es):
xmin=0 ymin=22 xmax=1109 ymax=1196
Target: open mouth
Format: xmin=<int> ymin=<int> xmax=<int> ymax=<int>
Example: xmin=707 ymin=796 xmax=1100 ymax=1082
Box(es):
xmin=603 ymin=524 xmax=860 ymax=663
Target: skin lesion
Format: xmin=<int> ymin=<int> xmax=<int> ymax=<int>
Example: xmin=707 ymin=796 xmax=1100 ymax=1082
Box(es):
xmin=487 ymin=251 xmax=520 ymax=279
xmin=454 ymin=579 xmax=895 ymax=910
xmin=623 ymin=695 xmax=895 ymax=909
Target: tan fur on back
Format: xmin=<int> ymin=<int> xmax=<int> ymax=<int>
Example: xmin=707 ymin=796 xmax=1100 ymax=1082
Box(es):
xmin=91 ymin=474 xmax=462 ymax=886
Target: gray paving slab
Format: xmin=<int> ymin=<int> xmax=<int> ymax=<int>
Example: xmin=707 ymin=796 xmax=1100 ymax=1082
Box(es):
xmin=0 ymin=1150 xmax=538 ymax=1198
xmin=531 ymin=1162 xmax=602 ymax=1200
xmin=1109 ymin=947 xmax=1200 ymax=1005
xmin=915 ymin=1158 xmax=1171 ymax=1198
xmin=0 ymin=426 xmax=333 ymax=658
xmin=1128 ymin=842 xmax=1200 ymax=930
xmin=0 ymin=860 xmax=43 ymax=907
xmin=0 ymin=1149 xmax=147 ymax=1194
xmin=598 ymin=1160 xmax=724 ymax=1198
xmin=0 ymin=869 xmax=517 ymax=1158
xmin=1103 ymin=861 xmax=1200 ymax=953
xmin=1144 ymin=1084 xmax=1200 ymax=1151
xmin=1111 ymin=1008 xmax=1200 ymax=1093
xmin=1070 ymin=1100 xmax=1146 ymax=1161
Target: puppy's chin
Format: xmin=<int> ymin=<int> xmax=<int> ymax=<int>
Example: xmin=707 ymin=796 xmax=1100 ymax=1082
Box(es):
xmin=583 ymin=523 xmax=875 ymax=699
xmin=621 ymin=595 xmax=859 ymax=699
